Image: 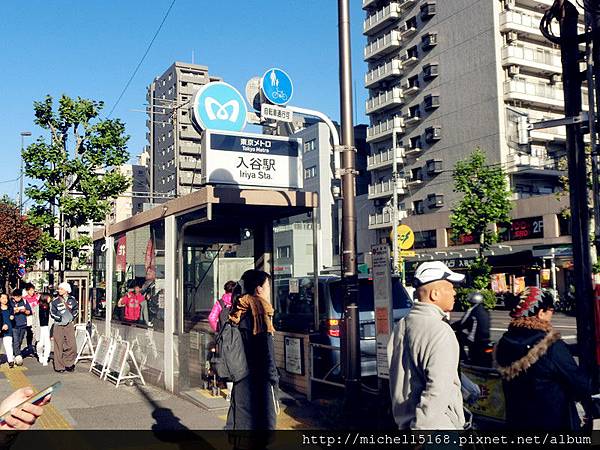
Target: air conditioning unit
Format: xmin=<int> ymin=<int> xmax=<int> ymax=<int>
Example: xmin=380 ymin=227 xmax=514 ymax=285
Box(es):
xmin=550 ymin=73 xmax=561 ymax=84
xmin=506 ymin=31 xmax=518 ymax=43
xmin=508 ymin=65 xmax=520 ymax=76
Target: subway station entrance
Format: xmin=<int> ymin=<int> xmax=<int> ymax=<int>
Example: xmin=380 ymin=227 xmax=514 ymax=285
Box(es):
xmin=92 ymin=186 xmax=318 ymax=394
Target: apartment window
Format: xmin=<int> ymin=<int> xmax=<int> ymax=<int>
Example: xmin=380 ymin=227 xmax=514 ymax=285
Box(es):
xmin=413 ymin=200 xmax=424 ymax=215
xmin=276 ymin=246 xmax=291 ymax=259
xmin=182 ymin=110 xmax=188 ymax=116
xmin=304 ymin=139 xmax=316 ymax=153
xmin=408 ymin=75 xmax=419 ymax=89
xmin=405 ymin=17 xmax=417 ymax=31
xmin=409 ymin=105 xmax=421 ymax=119
xmin=168 ymin=131 xmax=172 ymax=138
xmin=425 ymin=126 xmax=442 ymax=142
xmin=424 ymin=94 xmax=440 ymax=110
xmin=421 ymin=1 xmax=436 ymax=20
xmin=423 ymin=63 xmax=439 ymax=80
xmin=407 ymin=45 xmax=419 ymax=59
xmin=422 ymin=32 xmax=438 ymax=50
xmin=181 ymin=81 xmax=188 ymax=87
xmin=410 ymin=136 xmax=422 ymax=150
xmin=414 ymin=230 xmax=437 ymax=249
xmin=168 ymin=73 xmax=172 ymax=81
xmin=426 ymin=159 xmax=443 ymax=174
xmin=411 ymin=167 xmax=423 ymax=181
xmin=427 ymin=194 xmax=444 ymax=207
xmin=304 ymin=166 xmax=317 ymax=179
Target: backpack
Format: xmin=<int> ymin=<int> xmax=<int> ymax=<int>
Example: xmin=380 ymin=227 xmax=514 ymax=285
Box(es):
xmin=216 ymin=298 xmax=230 ymax=332
xmin=210 ymin=320 xmax=249 ymax=382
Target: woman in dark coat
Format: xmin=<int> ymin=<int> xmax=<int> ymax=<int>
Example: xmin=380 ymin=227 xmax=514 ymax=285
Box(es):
xmin=225 ymin=269 xmax=279 ymax=430
xmin=495 ymin=287 xmax=592 ymax=430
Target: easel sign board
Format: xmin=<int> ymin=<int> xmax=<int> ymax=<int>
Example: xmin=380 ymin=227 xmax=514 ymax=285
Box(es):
xmin=107 ymin=341 xmax=129 ymax=374
xmin=104 ymin=340 xmax=146 ymax=388
xmin=90 ymin=336 xmax=112 ymax=377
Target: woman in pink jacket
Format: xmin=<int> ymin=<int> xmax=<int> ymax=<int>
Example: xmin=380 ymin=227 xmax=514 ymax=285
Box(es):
xmin=208 ymin=281 xmax=236 ymax=332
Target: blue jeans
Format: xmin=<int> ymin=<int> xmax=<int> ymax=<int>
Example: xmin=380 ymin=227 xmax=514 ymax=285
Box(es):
xmin=12 ymin=327 xmax=26 ymax=357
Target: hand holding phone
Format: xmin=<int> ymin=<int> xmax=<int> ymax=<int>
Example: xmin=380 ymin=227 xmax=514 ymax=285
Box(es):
xmin=0 ymin=382 xmax=60 ymax=427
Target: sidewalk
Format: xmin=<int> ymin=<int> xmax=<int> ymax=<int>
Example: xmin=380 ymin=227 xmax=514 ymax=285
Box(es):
xmin=0 ymin=356 xmax=322 ymax=431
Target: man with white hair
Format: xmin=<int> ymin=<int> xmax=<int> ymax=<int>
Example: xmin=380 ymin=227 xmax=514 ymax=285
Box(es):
xmin=387 ymin=261 xmax=466 ymax=430
xmin=50 ymin=282 xmax=78 ymax=373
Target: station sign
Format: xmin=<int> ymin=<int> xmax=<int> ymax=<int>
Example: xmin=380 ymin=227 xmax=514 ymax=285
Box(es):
xmin=202 ymin=130 xmax=303 ymax=190
xmin=261 ymin=68 xmax=294 ymax=105
xmin=372 ymin=244 xmax=392 ymax=379
xmin=193 ymin=82 xmax=247 ymax=132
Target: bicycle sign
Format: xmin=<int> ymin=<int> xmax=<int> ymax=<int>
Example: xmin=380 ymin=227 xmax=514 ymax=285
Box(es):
xmin=261 ymin=68 xmax=293 ymax=106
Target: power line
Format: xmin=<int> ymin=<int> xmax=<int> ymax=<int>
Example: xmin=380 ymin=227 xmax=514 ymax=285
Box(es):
xmin=107 ymin=0 xmax=177 ymax=118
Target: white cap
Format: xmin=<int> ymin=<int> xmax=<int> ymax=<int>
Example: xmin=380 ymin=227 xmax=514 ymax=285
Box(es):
xmin=58 ymin=282 xmax=72 ymax=294
xmin=414 ymin=261 xmax=465 ymax=287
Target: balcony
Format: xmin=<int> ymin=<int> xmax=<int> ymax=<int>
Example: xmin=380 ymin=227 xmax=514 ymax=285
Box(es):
xmin=401 ymin=51 xmax=419 ymax=67
xmin=368 ymin=179 xmax=407 ymax=200
xmin=401 ymin=78 xmax=419 ymax=96
xmin=365 ymin=30 xmax=402 ymax=61
xmin=504 ymin=79 xmax=564 ymax=110
xmin=366 ymin=87 xmax=404 ymax=114
xmin=368 ymin=208 xmax=409 ymax=230
xmin=364 ymin=2 xmax=402 ymax=35
xmin=179 ymin=127 xmax=201 ymax=141
xmin=398 ymin=0 xmax=416 ymax=10
xmin=365 ymin=58 xmax=403 ymax=88
xmin=366 ymin=116 xmax=404 ymax=143
xmin=502 ymin=45 xmax=561 ymax=74
xmin=506 ymin=152 xmax=563 ymax=176
xmin=179 ymin=158 xmax=201 ymax=171
xmin=403 ymin=110 xmax=421 ymax=126
xmin=499 ymin=10 xmax=557 ymax=44
xmin=400 ymin=21 xmax=418 ymax=38
xmin=367 ymin=147 xmax=406 ymax=171
xmin=362 ymin=0 xmax=377 ymax=8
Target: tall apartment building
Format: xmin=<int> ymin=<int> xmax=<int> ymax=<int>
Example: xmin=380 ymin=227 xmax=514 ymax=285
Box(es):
xmin=109 ymin=162 xmax=149 ymax=223
xmin=146 ymin=62 xmax=221 ymax=200
xmin=363 ymin=0 xmax=584 ymax=244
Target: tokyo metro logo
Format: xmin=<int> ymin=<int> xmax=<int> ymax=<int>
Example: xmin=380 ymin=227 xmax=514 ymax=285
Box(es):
xmin=193 ymin=82 xmax=247 ymax=132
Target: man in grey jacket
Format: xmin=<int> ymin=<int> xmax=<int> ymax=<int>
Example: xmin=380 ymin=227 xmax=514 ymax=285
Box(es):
xmin=387 ymin=261 xmax=465 ymax=430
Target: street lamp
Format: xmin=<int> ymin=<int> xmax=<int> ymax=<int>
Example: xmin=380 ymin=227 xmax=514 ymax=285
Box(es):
xmin=19 ymin=131 xmax=32 ymax=214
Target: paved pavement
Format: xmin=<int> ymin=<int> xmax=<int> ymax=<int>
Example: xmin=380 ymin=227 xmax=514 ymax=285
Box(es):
xmin=0 ymin=357 xmax=321 ymax=432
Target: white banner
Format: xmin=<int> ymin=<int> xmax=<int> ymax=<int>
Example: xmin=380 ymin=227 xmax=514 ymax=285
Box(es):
xmin=372 ymin=244 xmax=393 ymax=379
xmin=202 ymin=130 xmax=302 ymax=189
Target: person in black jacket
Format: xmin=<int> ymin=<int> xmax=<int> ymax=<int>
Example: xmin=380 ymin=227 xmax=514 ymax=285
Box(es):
xmin=495 ymin=286 xmax=592 ymax=430
xmin=452 ymin=291 xmax=491 ymax=366
xmin=37 ymin=293 xmax=52 ymax=366
xmin=225 ymin=269 xmax=279 ymax=430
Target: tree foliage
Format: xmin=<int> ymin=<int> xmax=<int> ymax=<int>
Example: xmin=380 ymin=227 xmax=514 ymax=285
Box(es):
xmin=450 ymin=148 xmax=512 ymax=258
xmin=0 ymin=197 xmax=43 ymax=290
xmin=22 ymin=95 xmax=131 ymax=265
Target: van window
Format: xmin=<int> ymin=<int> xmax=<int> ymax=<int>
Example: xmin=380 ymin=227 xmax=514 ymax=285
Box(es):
xmin=329 ymin=278 xmax=411 ymax=314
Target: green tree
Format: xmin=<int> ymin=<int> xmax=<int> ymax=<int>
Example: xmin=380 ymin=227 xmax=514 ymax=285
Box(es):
xmin=450 ymin=149 xmax=512 ymax=300
xmin=23 ymin=95 xmax=131 ymax=282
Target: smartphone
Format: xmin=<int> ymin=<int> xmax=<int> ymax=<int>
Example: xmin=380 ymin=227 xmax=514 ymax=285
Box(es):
xmin=0 ymin=381 xmax=61 ymax=424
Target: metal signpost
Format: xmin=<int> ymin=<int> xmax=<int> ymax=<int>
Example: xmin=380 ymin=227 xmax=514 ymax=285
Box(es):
xmin=201 ymin=130 xmax=303 ymax=189
xmin=391 ymin=224 xmax=415 ymax=284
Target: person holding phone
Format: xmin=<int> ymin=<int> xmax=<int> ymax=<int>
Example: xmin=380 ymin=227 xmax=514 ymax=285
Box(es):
xmin=10 ymin=290 xmax=31 ymax=367
xmin=50 ymin=283 xmax=78 ymax=373
xmin=0 ymin=386 xmax=52 ymax=431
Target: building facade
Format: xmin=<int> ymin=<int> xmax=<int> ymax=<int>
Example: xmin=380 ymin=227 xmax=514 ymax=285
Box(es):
xmin=146 ymin=62 xmax=221 ymax=201
xmin=362 ymin=0 xmax=585 ymax=294
xmin=109 ymin=163 xmax=150 ymax=223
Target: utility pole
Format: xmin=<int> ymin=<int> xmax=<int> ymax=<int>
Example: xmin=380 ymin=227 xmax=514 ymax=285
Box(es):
xmin=558 ymin=2 xmax=597 ymax=387
xmin=337 ymin=0 xmax=361 ymax=425
xmin=19 ymin=131 xmax=32 ymax=214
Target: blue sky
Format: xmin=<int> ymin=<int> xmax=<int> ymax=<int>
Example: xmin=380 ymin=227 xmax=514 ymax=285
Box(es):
xmin=1 ymin=0 xmax=369 ymax=198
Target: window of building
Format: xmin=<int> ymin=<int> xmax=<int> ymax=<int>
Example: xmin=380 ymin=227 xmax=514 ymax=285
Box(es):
xmin=422 ymin=32 xmax=438 ymax=50
xmin=425 ymin=126 xmax=442 ymax=142
xmin=408 ymin=75 xmax=420 ymax=88
xmin=410 ymin=136 xmax=422 ymax=150
xmin=411 ymin=167 xmax=423 ymax=181
xmin=424 ymin=94 xmax=440 ymax=110
xmin=407 ymin=45 xmax=419 ymax=59
xmin=413 ymin=200 xmax=424 ymax=215
xmin=405 ymin=16 xmax=417 ymax=31
xmin=276 ymin=246 xmax=291 ymax=259
xmin=423 ymin=63 xmax=440 ymax=80
xmin=304 ymin=166 xmax=317 ymax=179
xmin=181 ymin=81 xmax=188 ymax=87
xmin=304 ymin=139 xmax=316 ymax=153
xmin=414 ymin=230 xmax=437 ymax=249
xmin=426 ymin=159 xmax=443 ymax=174
xmin=427 ymin=193 xmax=444 ymax=208
xmin=421 ymin=1 xmax=436 ymax=20
xmin=409 ymin=105 xmax=421 ymax=119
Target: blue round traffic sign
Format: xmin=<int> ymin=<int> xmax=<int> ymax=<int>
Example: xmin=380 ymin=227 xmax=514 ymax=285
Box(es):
xmin=261 ymin=68 xmax=293 ymax=106
xmin=193 ymin=81 xmax=247 ymax=132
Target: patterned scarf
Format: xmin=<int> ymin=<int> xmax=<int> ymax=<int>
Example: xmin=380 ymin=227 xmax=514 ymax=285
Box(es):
xmin=229 ymin=294 xmax=275 ymax=335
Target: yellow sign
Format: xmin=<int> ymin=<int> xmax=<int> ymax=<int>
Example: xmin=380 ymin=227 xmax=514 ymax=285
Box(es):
xmin=400 ymin=250 xmax=416 ymax=257
xmin=390 ymin=225 xmax=415 ymax=250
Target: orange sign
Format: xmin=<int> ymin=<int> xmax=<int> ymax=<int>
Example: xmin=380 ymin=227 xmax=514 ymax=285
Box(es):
xmin=376 ymin=307 xmax=390 ymax=336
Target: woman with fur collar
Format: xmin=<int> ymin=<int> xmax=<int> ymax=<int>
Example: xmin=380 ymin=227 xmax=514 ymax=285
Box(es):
xmin=495 ymin=287 xmax=592 ymax=430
